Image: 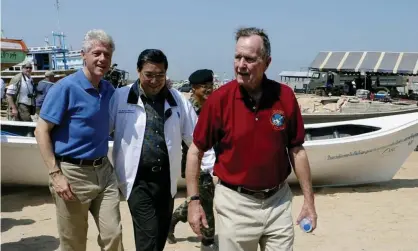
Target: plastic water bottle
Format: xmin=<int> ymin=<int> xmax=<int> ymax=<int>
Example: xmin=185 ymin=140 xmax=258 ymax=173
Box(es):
xmin=299 ymin=217 xmax=313 ymax=233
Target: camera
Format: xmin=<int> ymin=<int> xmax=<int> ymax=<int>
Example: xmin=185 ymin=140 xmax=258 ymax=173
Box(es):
xmin=27 ymin=93 xmax=37 ymax=98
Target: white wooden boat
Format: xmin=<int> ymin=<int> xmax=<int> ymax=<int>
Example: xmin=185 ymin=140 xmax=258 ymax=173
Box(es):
xmin=1 ymin=113 xmax=417 ymax=187
xmin=287 ymin=112 xmax=418 ymax=187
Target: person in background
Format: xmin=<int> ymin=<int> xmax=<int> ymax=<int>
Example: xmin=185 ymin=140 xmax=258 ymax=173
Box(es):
xmin=166 ymin=76 xmax=173 ymax=88
xmin=186 ymin=27 xmax=317 ymax=251
xmin=168 ymin=69 xmax=218 ymax=251
xmin=6 ymin=62 xmax=36 ymax=121
xmin=34 ymin=29 xmax=123 ymax=251
xmin=0 ymin=78 xmax=5 ymax=101
xmin=35 ymin=70 xmax=55 ymax=114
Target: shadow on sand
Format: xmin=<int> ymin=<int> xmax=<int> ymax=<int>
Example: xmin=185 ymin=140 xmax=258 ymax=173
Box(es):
xmin=1 ymin=218 xmax=36 ymax=232
xmin=1 ymin=185 xmax=52 ymax=213
xmin=172 ymin=234 xmax=219 ymax=248
xmin=1 ymin=235 xmax=59 ymax=251
xmin=172 ymin=236 xmax=201 ymax=243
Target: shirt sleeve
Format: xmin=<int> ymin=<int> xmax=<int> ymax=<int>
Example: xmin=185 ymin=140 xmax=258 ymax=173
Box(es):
xmin=6 ymin=74 xmax=21 ymax=95
xmin=181 ymin=98 xmax=198 ymax=146
xmin=193 ymin=94 xmax=222 ymax=152
xmin=287 ymin=92 xmax=305 ymax=148
xmin=200 ymin=147 xmax=216 ymax=175
xmin=6 ymin=83 xmax=17 ymax=95
xmin=109 ymin=89 xmax=118 ymax=134
xmin=178 ymin=92 xmax=217 ymax=173
xmin=39 ymin=83 xmax=69 ymax=125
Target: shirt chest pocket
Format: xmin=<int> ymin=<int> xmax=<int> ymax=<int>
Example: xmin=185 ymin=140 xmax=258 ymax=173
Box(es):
xmin=117 ymin=108 xmax=139 ymax=126
xmin=164 ymin=108 xmax=181 ymax=146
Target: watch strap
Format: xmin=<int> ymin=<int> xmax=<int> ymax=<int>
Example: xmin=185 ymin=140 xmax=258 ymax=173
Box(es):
xmin=187 ymin=194 xmax=200 ymax=203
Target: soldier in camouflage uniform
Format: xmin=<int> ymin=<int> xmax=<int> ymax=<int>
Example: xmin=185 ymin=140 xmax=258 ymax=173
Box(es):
xmin=168 ymin=69 xmax=218 ymax=251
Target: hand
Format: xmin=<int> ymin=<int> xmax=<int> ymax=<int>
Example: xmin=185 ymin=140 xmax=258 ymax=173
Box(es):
xmin=11 ymin=107 xmax=18 ymax=117
xmin=187 ymin=200 xmax=208 ymax=238
xmin=51 ymin=172 xmax=75 ymax=201
xmin=296 ymin=200 xmax=318 ymax=231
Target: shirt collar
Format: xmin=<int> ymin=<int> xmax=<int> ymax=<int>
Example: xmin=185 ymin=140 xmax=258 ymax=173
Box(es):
xmin=76 ymin=69 xmax=107 ymax=92
xmin=127 ymin=79 xmax=177 ymax=106
xmin=234 ymin=74 xmax=281 ymax=103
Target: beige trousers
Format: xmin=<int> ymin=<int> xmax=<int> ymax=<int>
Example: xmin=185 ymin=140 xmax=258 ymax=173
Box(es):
xmin=214 ymin=182 xmax=294 ymax=251
xmin=50 ymin=157 xmax=124 ymax=251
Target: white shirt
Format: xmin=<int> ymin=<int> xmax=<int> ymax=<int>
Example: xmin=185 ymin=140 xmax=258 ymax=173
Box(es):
xmin=109 ymin=83 xmax=216 ymax=200
xmin=0 ymin=79 xmax=5 ymax=100
xmin=6 ymin=75 xmax=35 ymax=106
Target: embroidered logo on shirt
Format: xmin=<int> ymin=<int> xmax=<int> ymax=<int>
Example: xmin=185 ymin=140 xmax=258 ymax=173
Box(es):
xmin=118 ymin=109 xmax=135 ymax=114
xmin=270 ymin=110 xmax=286 ymax=130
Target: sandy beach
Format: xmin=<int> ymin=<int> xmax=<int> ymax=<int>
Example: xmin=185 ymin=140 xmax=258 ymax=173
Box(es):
xmin=1 ymin=152 xmax=417 ymax=251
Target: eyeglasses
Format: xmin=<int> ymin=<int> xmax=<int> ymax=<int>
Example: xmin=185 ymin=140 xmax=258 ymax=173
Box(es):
xmin=141 ymin=72 xmax=166 ymax=81
xmin=24 ymin=67 xmax=32 ymax=70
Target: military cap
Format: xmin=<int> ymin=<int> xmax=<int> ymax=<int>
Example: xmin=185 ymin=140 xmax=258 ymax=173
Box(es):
xmin=188 ymin=69 xmax=214 ymax=85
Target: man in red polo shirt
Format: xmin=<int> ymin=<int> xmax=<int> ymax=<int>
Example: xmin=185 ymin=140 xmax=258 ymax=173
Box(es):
xmin=185 ymin=27 xmax=317 ymax=250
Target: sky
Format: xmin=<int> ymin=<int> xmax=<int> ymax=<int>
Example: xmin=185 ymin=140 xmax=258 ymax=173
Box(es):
xmin=1 ymin=0 xmax=418 ymax=81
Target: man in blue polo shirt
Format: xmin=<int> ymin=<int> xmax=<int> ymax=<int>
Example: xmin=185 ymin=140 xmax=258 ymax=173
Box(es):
xmin=34 ymin=29 xmax=123 ymax=251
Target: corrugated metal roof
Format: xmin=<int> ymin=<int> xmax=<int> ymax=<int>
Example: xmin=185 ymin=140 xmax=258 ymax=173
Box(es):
xmin=309 ymin=51 xmax=418 ymax=75
xmin=278 ymin=71 xmax=315 ymax=77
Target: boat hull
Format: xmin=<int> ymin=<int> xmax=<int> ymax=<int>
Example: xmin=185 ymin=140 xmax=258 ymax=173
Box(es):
xmin=287 ymin=122 xmax=418 ymax=187
xmin=302 ymin=107 xmax=418 ymax=124
xmin=1 ymin=114 xmax=418 ymax=188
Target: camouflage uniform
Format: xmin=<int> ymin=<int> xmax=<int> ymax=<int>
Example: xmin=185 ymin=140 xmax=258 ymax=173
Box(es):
xmin=168 ymin=95 xmax=216 ymax=245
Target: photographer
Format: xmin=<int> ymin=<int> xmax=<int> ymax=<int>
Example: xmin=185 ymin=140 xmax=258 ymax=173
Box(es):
xmin=6 ymin=62 xmax=36 ymax=121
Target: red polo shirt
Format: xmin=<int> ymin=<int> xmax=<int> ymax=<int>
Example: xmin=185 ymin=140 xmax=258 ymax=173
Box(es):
xmin=193 ymin=75 xmax=305 ymax=190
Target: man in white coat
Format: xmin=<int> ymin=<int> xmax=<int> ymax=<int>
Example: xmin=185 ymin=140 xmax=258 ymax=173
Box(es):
xmin=109 ymin=49 xmax=215 ymax=251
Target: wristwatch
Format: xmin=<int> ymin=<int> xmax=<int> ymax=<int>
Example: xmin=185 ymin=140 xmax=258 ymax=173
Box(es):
xmin=186 ymin=194 xmax=200 ymax=204
xmin=49 ymin=169 xmax=61 ymax=176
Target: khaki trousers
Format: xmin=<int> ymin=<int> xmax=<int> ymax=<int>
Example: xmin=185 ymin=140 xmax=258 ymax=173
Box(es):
xmin=214 ymin=182 xmax=294 ymax=251
xmin=50 ymin=157 xmax=124 ymax=251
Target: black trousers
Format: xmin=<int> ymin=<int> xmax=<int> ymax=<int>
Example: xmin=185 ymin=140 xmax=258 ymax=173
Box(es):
xmin=127 ymin=168 xmax=174 ymax=251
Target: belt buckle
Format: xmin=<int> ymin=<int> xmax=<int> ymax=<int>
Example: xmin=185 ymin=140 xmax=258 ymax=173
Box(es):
xmin=92 ymin=157 xmax=103 ymax=167
xmin=252 ymin=192 xmax=266 ymax=200
xmin=151 ymin=166 xmax=162 ymax=172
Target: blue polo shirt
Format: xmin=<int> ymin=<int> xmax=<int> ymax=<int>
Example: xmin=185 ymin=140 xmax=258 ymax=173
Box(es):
xmin=40 ymin=69 xmax=115 ymax=159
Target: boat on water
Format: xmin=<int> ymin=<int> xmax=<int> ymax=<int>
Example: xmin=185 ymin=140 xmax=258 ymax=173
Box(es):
xmin=1 ymin=113 xmax=417 ymax=188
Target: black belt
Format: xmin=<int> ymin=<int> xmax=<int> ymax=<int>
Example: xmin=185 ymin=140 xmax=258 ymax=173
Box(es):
xmin=218 ymin=180 xmax=284 ymax=200
xmin=57 ymin=156 xmax=106 ymax=167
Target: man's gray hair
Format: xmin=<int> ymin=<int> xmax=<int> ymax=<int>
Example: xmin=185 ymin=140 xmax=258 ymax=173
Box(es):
xmin=82 ymin=29 xmax=115 ymax=53
xmin=235 ymin=27 xmax=271 ymax=59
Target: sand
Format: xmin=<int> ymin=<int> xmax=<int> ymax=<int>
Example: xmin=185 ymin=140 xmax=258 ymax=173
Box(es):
xmin=2 ymin=153 xmax=418 ymax=251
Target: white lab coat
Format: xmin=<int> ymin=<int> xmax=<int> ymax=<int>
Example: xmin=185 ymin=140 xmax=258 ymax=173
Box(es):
xmin=109 ymin=83 xmax=215 ymax=200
